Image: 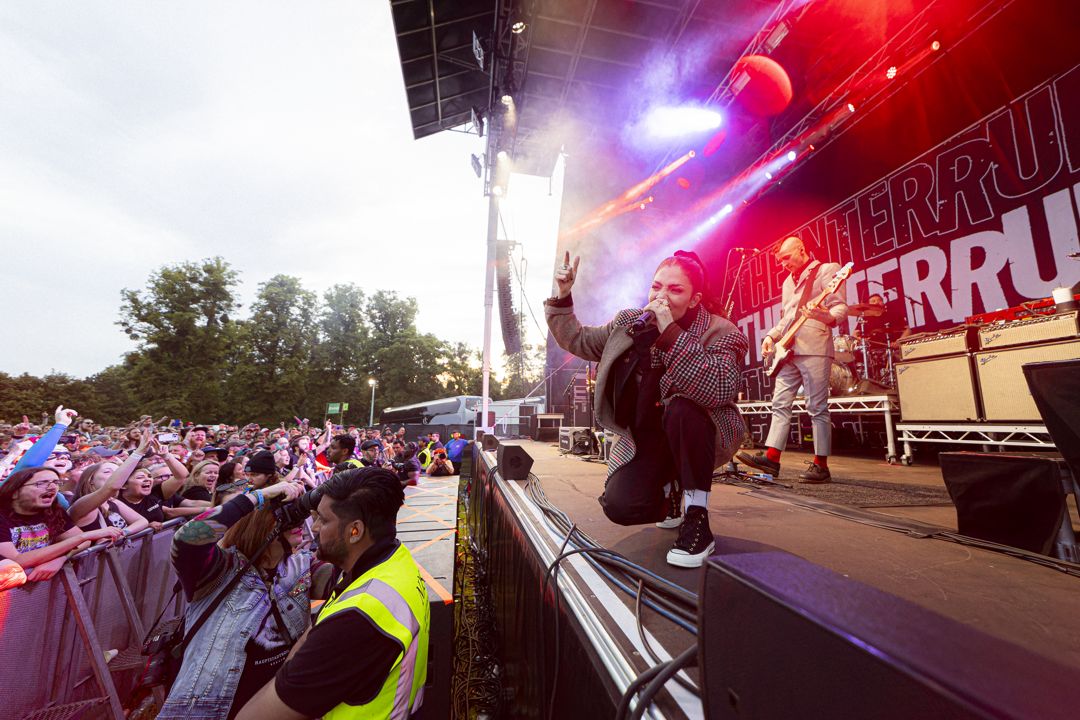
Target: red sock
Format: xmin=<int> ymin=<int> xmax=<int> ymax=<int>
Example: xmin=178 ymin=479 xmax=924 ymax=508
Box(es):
xmin=765 ymin=447 xmax=781 ymax=463
xmin=813 ymin=455 xmax=829 ymax=469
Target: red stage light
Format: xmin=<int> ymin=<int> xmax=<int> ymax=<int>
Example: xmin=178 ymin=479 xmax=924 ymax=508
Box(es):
xmin=677 ymin=177 xmax=691 ymax=189
xmin=886 ymin=66 xmax=898 ymax=79
xmin=729 ymin=55 xmax=793 ymax=117
xmin=703 ymin=128 xmax=728 ymax=157
xmin=931 ymin=40 xmax=941 ymax=51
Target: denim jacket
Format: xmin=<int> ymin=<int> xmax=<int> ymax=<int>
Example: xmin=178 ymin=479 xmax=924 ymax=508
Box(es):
xmin=157 ymin=548 xmax=315 ymax=719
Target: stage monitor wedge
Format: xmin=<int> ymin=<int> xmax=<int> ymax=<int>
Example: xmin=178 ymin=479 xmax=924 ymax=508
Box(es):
xmin=496 ymin=443 xmax=534 ymax=480
xmin=699 ymin=551 xmax=1080 ymax=720
xmin=939 ymin=451 xmax=1068 ymax=556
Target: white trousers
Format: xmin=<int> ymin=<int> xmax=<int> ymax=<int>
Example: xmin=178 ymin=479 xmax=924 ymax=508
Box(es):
xmin=764 ymin=354 xmax=832 ymax=456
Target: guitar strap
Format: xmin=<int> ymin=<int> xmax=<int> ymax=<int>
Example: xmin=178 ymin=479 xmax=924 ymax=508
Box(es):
xmin=783 ymin=261 xmax=822 ymax=338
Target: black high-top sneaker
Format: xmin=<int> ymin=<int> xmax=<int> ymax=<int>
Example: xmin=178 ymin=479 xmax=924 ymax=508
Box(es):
xmin=666 ymin=506 xmax=715 ymax=568
xmin=655 ymin=490 xmax=683 ymax=529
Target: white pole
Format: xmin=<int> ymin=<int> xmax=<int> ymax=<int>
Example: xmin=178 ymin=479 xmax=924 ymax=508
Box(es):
xmin=481 ymin=189 xmax=499 ymax=437
xmin=369 ymin=382 xmax=376 ymax=427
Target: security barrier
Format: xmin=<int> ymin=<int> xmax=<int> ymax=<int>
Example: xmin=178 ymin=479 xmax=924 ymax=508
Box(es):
xmin=0 ymin=520 xmax=186 ymax=720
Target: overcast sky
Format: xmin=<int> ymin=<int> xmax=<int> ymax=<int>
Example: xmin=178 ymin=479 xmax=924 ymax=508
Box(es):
xmin=0 ymin=2 xmax=561 ymax=379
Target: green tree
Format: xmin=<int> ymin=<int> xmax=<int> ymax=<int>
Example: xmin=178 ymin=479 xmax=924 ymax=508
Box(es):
xmin=118 ymin=257 xmax=239 ymax=420
xmin=439 ymin=342 xmax=484 ymax=397
xmin=231 ymin=275 xmax=318 ymax=424
xmin=372 ymin=332 xmax=448 ymax=415
xmin=497 ymin=343 xmax=546 ymax=399
xmin=307 ymin=284 xmax=372 ymax=421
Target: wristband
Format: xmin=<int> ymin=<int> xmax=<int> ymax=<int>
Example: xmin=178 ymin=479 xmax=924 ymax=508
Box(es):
xmin=254 ymin=489 xmax=265 ymax=510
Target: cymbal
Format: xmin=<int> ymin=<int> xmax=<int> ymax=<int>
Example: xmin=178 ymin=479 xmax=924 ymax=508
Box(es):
xmin=849 ymin=303 xmax=885 ymax=317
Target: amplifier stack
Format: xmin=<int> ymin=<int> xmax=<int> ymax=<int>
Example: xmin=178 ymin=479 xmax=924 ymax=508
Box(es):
xmin=896 ymin=311 xmax=1080 ymax=422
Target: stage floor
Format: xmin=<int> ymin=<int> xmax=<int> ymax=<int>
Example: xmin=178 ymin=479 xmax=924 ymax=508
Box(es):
xmin=513 ymin=439 xmax=1080 ymax=703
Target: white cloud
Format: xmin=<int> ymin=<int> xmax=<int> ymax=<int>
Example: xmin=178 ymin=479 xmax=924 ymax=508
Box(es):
xmin=0 ymin=2 xmax=563 ymax=379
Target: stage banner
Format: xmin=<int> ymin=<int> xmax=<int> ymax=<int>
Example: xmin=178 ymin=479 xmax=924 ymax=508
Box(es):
xmin=731 ymin=63 xmax=1080 ymax=401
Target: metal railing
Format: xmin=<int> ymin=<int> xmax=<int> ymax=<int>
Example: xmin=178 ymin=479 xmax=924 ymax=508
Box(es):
xmin=1 ymin=519 xmax=186 ymax=720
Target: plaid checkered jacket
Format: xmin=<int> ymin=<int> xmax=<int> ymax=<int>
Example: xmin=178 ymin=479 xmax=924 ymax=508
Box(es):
xmin=546 ymin=300 xmax=748 ymax=477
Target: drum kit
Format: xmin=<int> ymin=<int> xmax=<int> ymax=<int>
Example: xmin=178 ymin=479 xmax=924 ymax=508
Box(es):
xmin=828 ymin=301 xmax=902 ymax=395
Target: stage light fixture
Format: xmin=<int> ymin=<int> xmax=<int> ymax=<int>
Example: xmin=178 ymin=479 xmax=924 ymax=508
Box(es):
xmin=501 ymin=93 xmax=514 ymax=106
xmin=643 ymin=106 xmax=723 ymax=138
xmin=720 ymin=203 xmax=733 ymax=217
xmin=497 ymin=150 xmax=509 ymax=161
xmin=511 ymin=20 xmax=526 ymax=34
xmin=787 ymin=150 xmax=797 ymax=162
xmin=847 ymin=103 xmax=856 ymax=113
xmin=886 ymin=66 xmax=898 ymax=79
xmin=765 ymin=171 xmax=773 ymax=180
xmin=931 ymin=40 xmax=941 ymax=51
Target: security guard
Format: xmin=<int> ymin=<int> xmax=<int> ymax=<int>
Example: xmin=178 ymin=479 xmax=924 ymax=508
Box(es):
xmin=326 ymin=434 xmax=363 ymax=472
xmin=238 ymin=468 xmax=429 ymax=720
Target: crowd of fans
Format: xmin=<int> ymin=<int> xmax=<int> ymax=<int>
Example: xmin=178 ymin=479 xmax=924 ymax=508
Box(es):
xmin=0 ymin=405 xmax=469 ymax=589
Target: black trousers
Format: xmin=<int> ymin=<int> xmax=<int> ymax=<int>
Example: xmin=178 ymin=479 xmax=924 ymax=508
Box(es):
xmin=599 ymin=397 xmax=717 ymax=526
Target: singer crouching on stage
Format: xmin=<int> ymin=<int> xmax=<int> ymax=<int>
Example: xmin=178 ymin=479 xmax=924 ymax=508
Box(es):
xmin=545 ymin=250 xmax=748 ymax=568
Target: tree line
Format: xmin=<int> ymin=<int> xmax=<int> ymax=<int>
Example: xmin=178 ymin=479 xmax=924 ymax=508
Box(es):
xmin=0 ymin=257 xmax=545 ymax=426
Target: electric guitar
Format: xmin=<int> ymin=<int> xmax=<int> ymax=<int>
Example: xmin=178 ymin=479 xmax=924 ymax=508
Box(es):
xmin=762 ymin=262 xmax=854 ymax=376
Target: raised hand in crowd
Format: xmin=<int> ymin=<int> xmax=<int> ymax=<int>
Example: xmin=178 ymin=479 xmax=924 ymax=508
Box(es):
xmin=554 ymin=250 xmax=581 ymax=299
xmin=55 ymin=405 xmax=78 ymax=427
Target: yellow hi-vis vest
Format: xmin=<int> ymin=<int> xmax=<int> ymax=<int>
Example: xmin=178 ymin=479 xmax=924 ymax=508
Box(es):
xmin=417 ymin=444 xmax=432 ymax=469
xmin=317 ymin=543 xmax=430 ymax=719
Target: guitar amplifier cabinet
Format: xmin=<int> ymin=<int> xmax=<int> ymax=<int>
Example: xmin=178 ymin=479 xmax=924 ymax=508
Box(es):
xmin=977 ymin=311 xmax=1079 ymax=349
xmin=896 ymin=355 xmax=980 ymax=421
xmin=898 ymin=326 xmax=978 ymax=361
xmin=975 ymin=339 xmax=1080 ymax=421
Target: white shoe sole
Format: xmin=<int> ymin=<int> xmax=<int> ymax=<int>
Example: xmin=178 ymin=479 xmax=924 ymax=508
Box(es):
xmin=655 ymin=516 xmax=683 ymax=529
xmin=666 ymin=540 xmax=715 ymax=568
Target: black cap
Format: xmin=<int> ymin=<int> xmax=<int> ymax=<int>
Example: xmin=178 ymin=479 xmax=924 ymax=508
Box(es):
xmin=247 ymin=450 xmax=276 ymax=475
xmin=202 ymin=447 xmax=229 ymax=462
xmin=360 ymin=440 xmax=380 ymax=451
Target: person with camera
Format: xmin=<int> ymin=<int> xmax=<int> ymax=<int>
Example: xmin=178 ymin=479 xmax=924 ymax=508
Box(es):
xmin=391 ymin=442 xmax=422 ymax=488
xmin=237 ymin=467 xmax=429 ymax=720
xmin=157 ymin=477 xmax=328 ymax=720
xmin=426 ymin=447 xmax=453 ymax=477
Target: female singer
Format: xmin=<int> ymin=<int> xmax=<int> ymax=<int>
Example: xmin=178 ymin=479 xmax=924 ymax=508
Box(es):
xmin=545 ymin=250 xmax=747 ymax=567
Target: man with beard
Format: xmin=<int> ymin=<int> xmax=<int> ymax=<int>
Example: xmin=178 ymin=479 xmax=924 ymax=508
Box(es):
xmin=238 ymin=467 xmax=429 ymax=720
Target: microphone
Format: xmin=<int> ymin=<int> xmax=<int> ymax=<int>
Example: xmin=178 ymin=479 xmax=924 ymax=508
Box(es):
xmin=733 ymin=247 xmax=761 ymax=255
xmin=631 ymin=310 xmax=655 ymax=331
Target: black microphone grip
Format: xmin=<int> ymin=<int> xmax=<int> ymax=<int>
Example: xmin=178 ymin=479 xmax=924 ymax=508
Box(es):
xmin=632 ymin=310 xmax=655 ymax=331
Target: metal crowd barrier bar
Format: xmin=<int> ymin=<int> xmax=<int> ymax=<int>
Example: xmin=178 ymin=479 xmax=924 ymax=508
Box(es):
xmin=1 ymin=519 xmax=186 ymax=720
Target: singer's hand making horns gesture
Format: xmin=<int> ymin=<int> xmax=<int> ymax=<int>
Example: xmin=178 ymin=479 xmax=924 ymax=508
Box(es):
xmin=554 ymin=251 xmax=580 ymax=299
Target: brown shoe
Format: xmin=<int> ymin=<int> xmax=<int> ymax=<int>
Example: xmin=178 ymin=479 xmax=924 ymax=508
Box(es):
xmin=798 ymin=463 xmax=831 ymax=484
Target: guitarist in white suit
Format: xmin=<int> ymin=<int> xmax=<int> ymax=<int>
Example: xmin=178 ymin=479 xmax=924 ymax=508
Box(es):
xmin=738 ymin=236 xmax=848 ymax=483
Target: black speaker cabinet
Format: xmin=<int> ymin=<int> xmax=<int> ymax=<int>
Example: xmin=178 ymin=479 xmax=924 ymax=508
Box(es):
xmin=1024 ymin=358 xmax=1080 ymax=484
xmin=495 ymin=443 xmax=534 ymax=481
xmin=480 ymin=433 xmax=500 ymax=452
xmin=939 ymin=451 xmax=1068 ymax=556
xmin=699 ymin=551 xmax=1080 ymax=719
